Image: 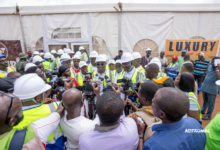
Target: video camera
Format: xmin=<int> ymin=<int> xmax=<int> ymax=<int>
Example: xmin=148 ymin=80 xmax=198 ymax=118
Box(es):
xmin=55 ymin=76 xmax=70 ymax=101
xmin=103 ymin=76 xmax=118 ymax=92
xmin=45 ymin=69 xmax=58 ymax=81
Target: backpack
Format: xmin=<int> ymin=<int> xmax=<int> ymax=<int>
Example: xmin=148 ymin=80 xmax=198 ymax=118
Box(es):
xmin=135 ymin=111 xmax=162 ymax=141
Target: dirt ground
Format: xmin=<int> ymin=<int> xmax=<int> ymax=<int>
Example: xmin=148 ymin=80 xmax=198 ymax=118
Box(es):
xmin=198 ymin=90 xmax=220 ymax=128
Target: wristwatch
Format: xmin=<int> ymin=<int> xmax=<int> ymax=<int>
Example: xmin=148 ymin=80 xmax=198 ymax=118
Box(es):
xmin=139 ymin=135 xmax=144 ymax=139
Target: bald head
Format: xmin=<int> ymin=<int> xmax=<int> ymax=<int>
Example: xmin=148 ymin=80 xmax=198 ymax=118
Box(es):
xmin=0 ymin=93 xmax=23 ymax=129
xmin=62 ymin=88 xmax=82 ymax=108
xmin=152 ymin=87 xmax=189 ymax=122
xmin=146 ymin=63 xmax=159 ymax=79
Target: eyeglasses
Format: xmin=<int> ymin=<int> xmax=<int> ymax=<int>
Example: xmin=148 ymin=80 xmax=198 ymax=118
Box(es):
xmin=97 ymin=63 xmax=105 ymax=66
xmin=116 ymin=65 xmax=122 ymax=68
xmin=0 ymin=91 xmax=15 ymax=124
xmin=74 ymin=61 xmax=80 ymax=62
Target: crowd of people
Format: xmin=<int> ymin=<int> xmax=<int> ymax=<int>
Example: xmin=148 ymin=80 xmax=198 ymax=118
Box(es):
xmin=0 ymin=46 xmax=220 ymax=150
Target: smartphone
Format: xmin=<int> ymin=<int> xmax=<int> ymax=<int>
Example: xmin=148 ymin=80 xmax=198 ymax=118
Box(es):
xmin=214 ymin=58 xmax=220 ymax=67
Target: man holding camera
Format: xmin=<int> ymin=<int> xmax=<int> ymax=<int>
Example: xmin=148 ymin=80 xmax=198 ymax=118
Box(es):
xmin=88 ymin=51 xmax=98 ymax=73
xmin=75 ymin=61 xmax=88 ymax=86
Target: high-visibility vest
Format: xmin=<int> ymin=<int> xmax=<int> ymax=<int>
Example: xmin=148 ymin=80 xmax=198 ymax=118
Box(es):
xmin=75 ymin=73 xmax=84 ymax=86
xmin=42 ymin=60 xmax=52 ymax=70
xmin=13 ymin=102 xmax=58 ymax=141
xmin=80 ymin=53 xmax=89 ymax=62
xmin=87 ymin=63 xmax=96 ymax=73
xmin=70 ymin=67 xmax=76 ymax=78
xmin=117 ymin=69 xmax=140 ymax=86
xmin=157 ymin=71 xmax=167 ymax=79
xmin=106 ymin=65 xmax=109 ymax=71
xmin=167 ymin=63 xmax=178 ymax=79
xmin=187 ymin=92 xmax=202 ymax=122
xmin=92 ymin=69 xmax=113 ymax=86
xmin=0 ymin=66 xmax=16 ymax=78
xmin=136 ymin=66 xmax=145 ymax=75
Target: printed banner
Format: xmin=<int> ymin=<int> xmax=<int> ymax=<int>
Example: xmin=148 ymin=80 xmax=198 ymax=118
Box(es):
xmin=0 ymin=40 xmax=22 ymax=66
xmin=165 ymin=39 xmax=219 ymax=63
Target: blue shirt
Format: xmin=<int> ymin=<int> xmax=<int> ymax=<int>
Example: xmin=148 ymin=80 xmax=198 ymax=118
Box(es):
xmin=201 ymin=65 xmax=220 ymax=95
xmin=193 ymin=59 xmax=210 ymax=76
xmin=143 ymin=117 xmax=206 ymax=150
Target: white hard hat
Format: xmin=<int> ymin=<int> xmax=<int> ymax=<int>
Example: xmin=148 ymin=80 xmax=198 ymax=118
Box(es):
xmin=79 ymin=61 xmax=88 ymax=68
xmin=33 ymin=55 xmax=44 ymax=63
xmin=73 ymin=54 xmax=80 ymax=60
xmin=51 ymin=50 xmax=57 ymax=54
xmin=79 ymin=46 xmax=85 ymax=51
xmin=57 ymin=49 xmax=64 ymax=55
xmin=60 ymin=53 xmax=71 ymax=60
xmin=108 ymin=59 xmax=116 ymax=65
xmin=133 ymin=52 xmax=142 ymax=59
xmin=25 ymin=63 xmax=36 ymax=71
xmin=102 ymin=54 xmax=108 ymax=61
xmin=64 ymin=49 xmax=68 ymax=53
xmin=69 ymin=50 xmax=75 ymax=54
xmin=89 ymin=51 xmax=98 ymax=58
xmin=33 ymin=51 xmax=40 ymax=55
xmin=121 ymin=52 xmax=133 ymax=63
xmin=75 ymin=51 xmax=81 ymax=57
xmin=115 ymin=60 xmax=122 ymax=64
xmin=96 ymin=55 xmax=106 ymax=62
xmin=146 ymin=48 xmax=152 ymax=52
xmin=148 ymin=57 xmax=161 ymax=71
xmin=65 ymin=49 xmax=73 ymax=54
xmin=40 ymin=52 xmax=44 ymax=56
xmin=44 ymin=52 xmax=51 ymax=59
xmin=13 ymin=74 xmax=51 ymax=100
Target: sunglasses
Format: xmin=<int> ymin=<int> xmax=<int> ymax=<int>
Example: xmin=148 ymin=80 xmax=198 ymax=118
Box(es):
xmin=74 ymin=61 xmax=80 ymax=62
xmin=0 ymin=91 xmax=15 ymax=124
xmin=97 ymin=63 xmax=105 ymax=66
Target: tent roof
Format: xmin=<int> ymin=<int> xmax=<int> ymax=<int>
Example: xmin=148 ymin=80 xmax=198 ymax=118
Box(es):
xmin=2 ymin=3 xmax=220 ymax=15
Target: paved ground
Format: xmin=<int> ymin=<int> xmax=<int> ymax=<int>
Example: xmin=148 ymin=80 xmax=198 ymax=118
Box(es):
xmin=198 ymin=90 xmax=220 ymax=128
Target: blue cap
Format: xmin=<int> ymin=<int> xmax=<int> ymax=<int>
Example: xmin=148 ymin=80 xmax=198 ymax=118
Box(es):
xmin=0 ymin=53 xmax=6 ymax=58
xmin=182 ymin=49 xmax=187 ymax=53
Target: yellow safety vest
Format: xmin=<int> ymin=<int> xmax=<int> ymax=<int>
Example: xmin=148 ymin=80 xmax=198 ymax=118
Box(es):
xmin=88 ymin=63 xmax=91 ymax=72
xmin=0 ymin=66 xmax=16 ymax=78
xmin=70 ymin=67 xmax=76 ymax=78
xmin=157 ymin=71 xmax=167 ymax=79
xmin=80 ymin=53 xmax=89 ymax=61
xmin=169 ymin=63 xmax=178 ymax=68
xmin=42 ymin=60 xmax=52 ymax=70
xmin=106 ymin=65 xmax=109 ymax=71
xmin=117 ymin=69 xmax=140 ymax=85
xmin=187 ymin=92 xmax=202 ymax=122
xmin=136 ymin=66 xmax=145 ymax=74
xmin=75 ymin=73 xmax=84 ymax=86
xmin=92 ymin=69 xmax=113 ymax=86
xmin=13 ymin=102 xmax=58 ymax=141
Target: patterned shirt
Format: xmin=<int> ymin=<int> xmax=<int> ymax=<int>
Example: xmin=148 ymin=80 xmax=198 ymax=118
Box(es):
xmin=193 ymin=59 xmax=210 ymax=76
xmin=159 ymin=57 xmax=168 ymax=72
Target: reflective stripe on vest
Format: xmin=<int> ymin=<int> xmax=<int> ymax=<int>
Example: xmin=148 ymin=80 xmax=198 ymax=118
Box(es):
xmin=88 ymin=63 xmax=91 ymax=72
xmin=42 ymin=61 xmax=51 ymax=70
xmin=157 ymin=71 xmax=167 ymax=79
xmin=187 ymin=92 xmax=202 ymax=122
xmin=8 ymin=66 xmax=16 ymax=72
xmin=70 ymin=67 xmax=75 ymax=78
xmin=169 ymin=63 xmax=178 ymax=68
xmin=167 ymin=63 xmax=178 ymax=79
xmin=76 ymin=73 xmax=84 ymax=86
xmin=80 ymin=53 xmax=89 ymax=61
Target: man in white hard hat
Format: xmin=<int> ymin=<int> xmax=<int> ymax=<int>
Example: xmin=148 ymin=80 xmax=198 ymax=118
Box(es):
xmin=108 ymin=60 xmax=116 ymax=71
xmin=92 ymin=55 xmax=114 ymax=95
xmin=56 ymin=49 xmax=64 ymax=69
xmin=51 ymin=50 xmax=59 ymax=70
xmin=141 ymin=48 xmax=152 ymax=68
xmin=42 ymin=52 xmax=55 ymax=70
xmin=72 ymin=54 xmax=81 ymax=73
xmin=88 ymin=51 xmax=98 ymax=73
xmin=13 ymin=74 xmax=60 ymax=143
xmin=75 ymin=61 xmax=88 ymax=86
xmin=112 ymin=60 xmax=123 ymax=84
xmin=66 ymin=49 xmax=75 ymax=67
xmin=79 ymin=46 xmax=89 ymax=63
xmin=133 ymin=52 xmax=145 ymax=78
xmin=60 ymin=53 xmax=75 ymax=78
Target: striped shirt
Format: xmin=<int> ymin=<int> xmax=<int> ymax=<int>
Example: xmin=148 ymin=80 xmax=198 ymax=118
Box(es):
xmin=193 ymin=59 xmax=210 ymax=76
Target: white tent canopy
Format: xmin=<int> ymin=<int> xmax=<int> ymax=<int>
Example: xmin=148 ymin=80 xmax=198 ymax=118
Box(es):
xmin=0 ymin=3 xmax=220 ymax=58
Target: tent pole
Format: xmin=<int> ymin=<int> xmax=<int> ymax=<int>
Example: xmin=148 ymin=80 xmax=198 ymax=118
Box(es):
xmin=17 ymin=5 xmax=27 ymax=53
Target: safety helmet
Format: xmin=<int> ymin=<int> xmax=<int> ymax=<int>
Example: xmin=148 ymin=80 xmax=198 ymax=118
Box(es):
xmin=57 ymin=49 xmax=64 ymax=55
xmin=108 ymin=59 xmax=116 ymax=65
xmin=73 ymin=54 xmax=80 ymax=60
xmin=51 ymin=50 xmax=57 ymax=54
xmin=147 ymin=57 xmax=161 ymax=71
xmin=146 ymin=48 xmax=152 ymax=52
xmin=33 ymin=51 xmax=40 ymax=55
xmin=121 ymin=52 xmax=133 ymax=63
xmin=96 ymin=55 xmax=106 ymax=63
xmin=115 ymin=60 xmax=122 ymax=64
xmin=132 ymin=52 xmax=142 ymax=59
xmin=13 ymin=74 xmax=51 ymax=100
xmin=60 ymin=53 xmax=71 ymax=60
xmin=25 ymin=63 xmax=36 ymax=71
xmin=89 ymin=51 xmax=98 ymax=58
xmin=0 ymin=53 xmax=6 ymax=58
xmin=33 ymin=55 xmax=44 ymax=63
xmin=75 ymin=51 xmax=81 ymax=57
xmin=79 ymin=61 xmax=88 ymax=68
xmin=102 ymin=54 xmax=108 ymax=61
xmin=79 ymin=46 xmax=85 ymax=51
xmin=44 ymin=52 xmax=52 ymax=59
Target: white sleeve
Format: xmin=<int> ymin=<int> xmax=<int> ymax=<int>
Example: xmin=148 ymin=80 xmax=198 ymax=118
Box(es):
xmin=189 ymin=101 xmax=199 ymax=111
xmin=31 ymin=112 xmax=61 ymax=144
xmin=140 ymin=73 xmax=145 ymax=81
xmin=84 ymin=54 xmax=88 ymax=62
